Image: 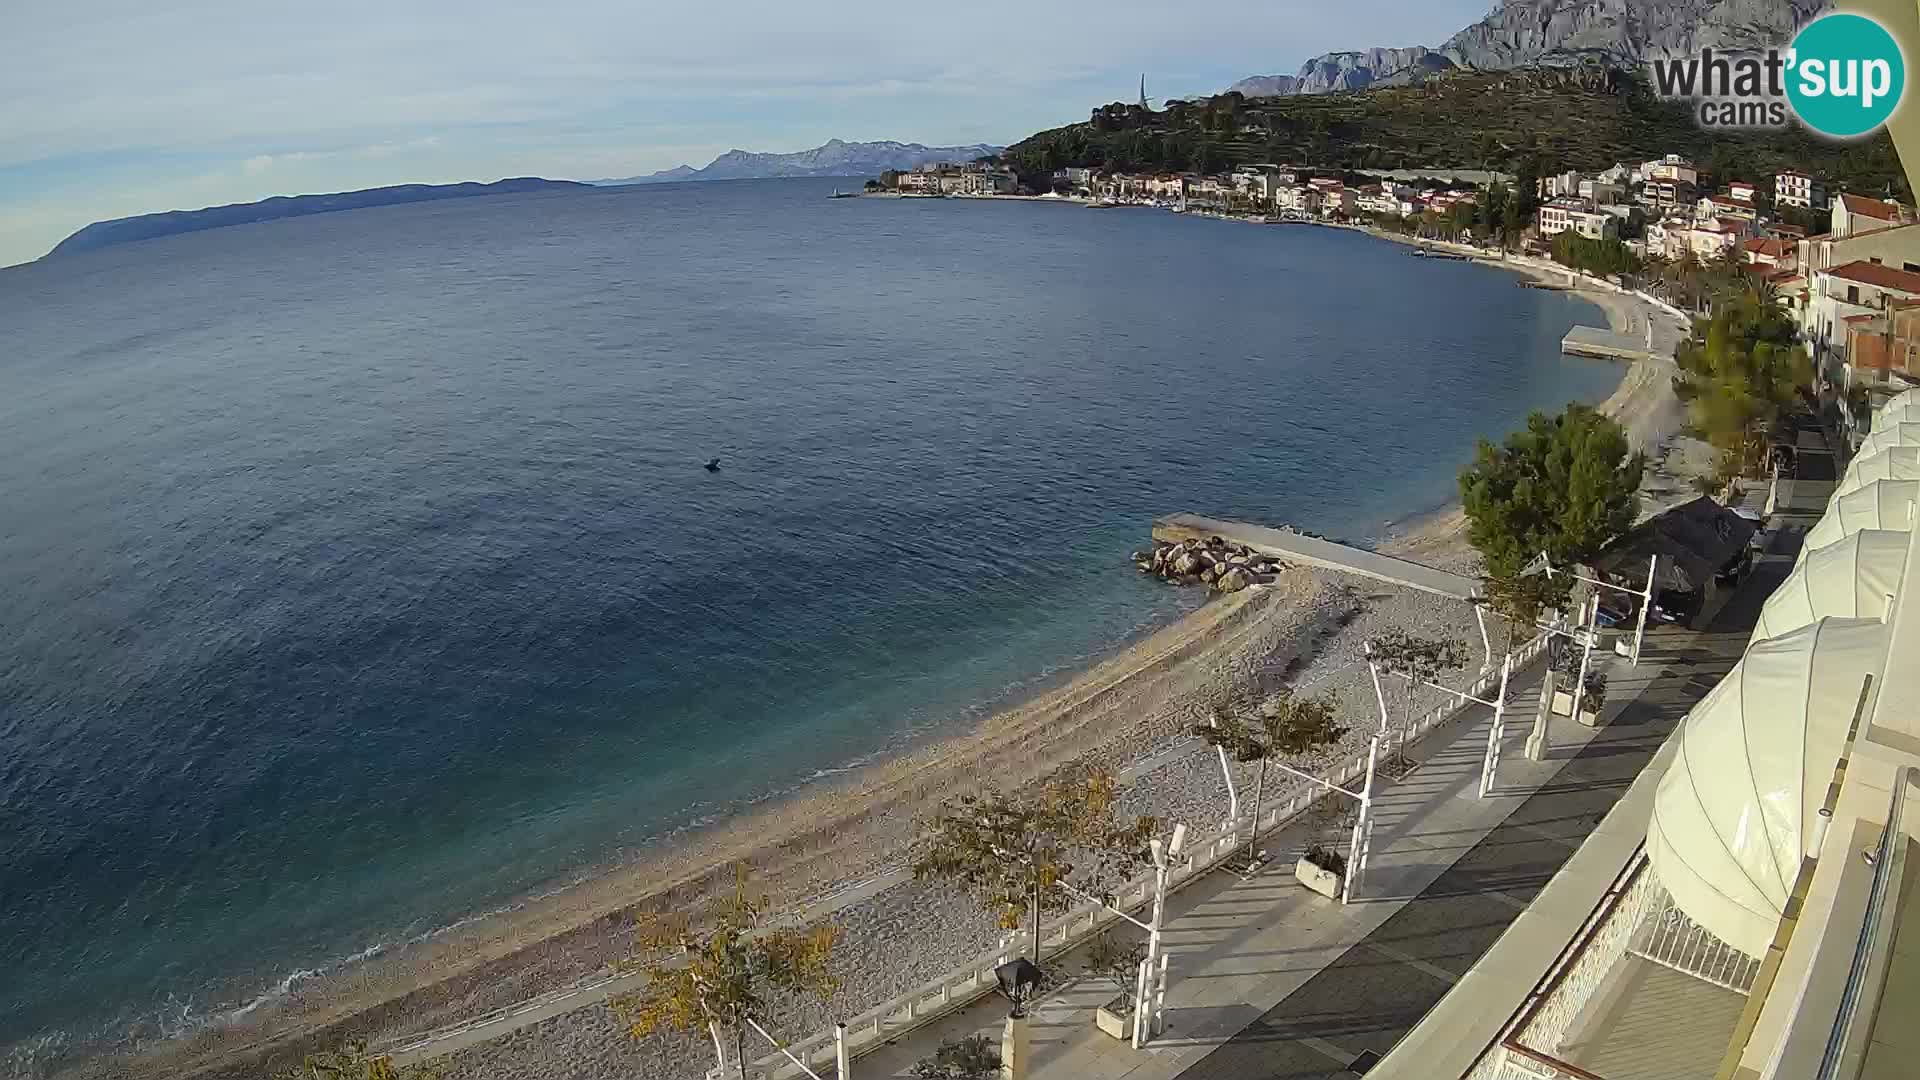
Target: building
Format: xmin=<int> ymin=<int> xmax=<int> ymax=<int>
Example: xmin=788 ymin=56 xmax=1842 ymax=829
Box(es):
xmin=1844 ymin=301 xmax=1920 ymax=387
xmin=1743 ymin=236 xmax=1798 ymax=272
xmin=1641 ymin=177 xmax=1699 ymax=211
xmin=1367 ymin=388 xmax=1920 ymax=1080
xmin=1808 ymin=260 xmax=1920 ymax=383
xmin=1644 ymin=154 xmax=1700 ymax=185
xmin=1580 ymin=178 xmax=1628 ymax=205
xmin=1833 ymin=192 xmax=1916 ymax=239
xmin=1686 ymin=218 xmax=1745 ymax=259
xmin=1542 ymin=170 xmax=1583 ymax=198
xmin=1697 ymin=194 xmax=1758 ymax=223
xmin=1539 ymin=197 xmax=1619 ymax=241
xmin=1318 ymin=186 xmax=1357 ymax=218
xmin=1728 ymin=180 xmax=1758 ymax=204
xmin=959 ymin=168 xmax=1016 ymax=195
xmin=1776 ymin=170 xmax=1828 ymax=208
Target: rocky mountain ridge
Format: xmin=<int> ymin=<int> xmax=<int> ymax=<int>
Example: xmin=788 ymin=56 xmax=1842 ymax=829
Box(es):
xmin=599 ymin=139 xmax=1006 ymax=184
xmin=1229 ymin=0 xmax=1831 ymax=97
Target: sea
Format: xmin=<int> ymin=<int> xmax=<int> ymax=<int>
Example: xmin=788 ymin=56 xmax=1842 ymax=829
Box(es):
xmin=0 ymin=177 xmax=1621 ymax=1071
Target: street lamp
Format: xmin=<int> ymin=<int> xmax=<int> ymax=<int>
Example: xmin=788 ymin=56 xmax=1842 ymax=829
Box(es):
xmin=995 ymin=957 xmax=1044 ymax=1080
xmin=993 ymin=957 xmax=1043 ymax=1018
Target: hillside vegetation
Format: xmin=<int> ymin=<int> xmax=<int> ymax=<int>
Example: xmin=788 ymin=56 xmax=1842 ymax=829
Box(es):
xmin=1004 ymin=70 xmax=1906 ymax=196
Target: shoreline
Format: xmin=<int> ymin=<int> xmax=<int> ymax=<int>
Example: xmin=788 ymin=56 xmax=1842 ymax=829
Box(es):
xmin=60 ymin=212 xmax=1678 ymax=1080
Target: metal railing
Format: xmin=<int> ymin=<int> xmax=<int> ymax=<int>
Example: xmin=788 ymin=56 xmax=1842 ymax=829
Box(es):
xmin=1629 ymin=886 xmax=1762 ymax=993
xmin=1816 ymin=766 xmax=1913 ymax=1080
xmin=732 ymin=632 xmax=1552 ymax=1079
xmin=1467 ymin=854 xmax=1657 ymax=1080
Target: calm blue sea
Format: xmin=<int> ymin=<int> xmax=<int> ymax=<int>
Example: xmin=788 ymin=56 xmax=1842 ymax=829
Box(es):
xmin=0 ymin=178 xmax=1619 ymax=1067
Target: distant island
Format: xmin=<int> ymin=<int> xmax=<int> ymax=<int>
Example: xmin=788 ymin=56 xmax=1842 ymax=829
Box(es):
xmin=596 ymin=139 xmax=1005 ymax=185
xmin=46 ymin=177 xmax=589 ymax=259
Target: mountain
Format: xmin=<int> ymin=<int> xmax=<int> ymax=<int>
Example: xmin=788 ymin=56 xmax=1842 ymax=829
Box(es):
xmin=1440 ymin=0 xmax=1827 ymax=69
xmin=1232 ymin=46 xmax=1453 ymax=97
xmin=47 ymin=178 xmax=589 ymax=259
xmin=598 ymin=139 xmax=1006 ymax=184
xmin=1229 ymin=0 xmax=1829 ymax=97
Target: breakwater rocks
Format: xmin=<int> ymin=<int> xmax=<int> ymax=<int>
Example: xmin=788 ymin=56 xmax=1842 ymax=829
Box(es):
xmin=1132 ymin=537 xmax=1289 ymax=592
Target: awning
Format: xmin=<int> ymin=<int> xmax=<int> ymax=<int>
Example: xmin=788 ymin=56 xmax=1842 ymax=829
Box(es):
xmin=1750 ymin=530 xmax=1908 ymax=645
xmin=1855 ymin=421 xmax=1920 ymax=460
xmin=1874 ymin=387 xmax=1920 ymax=423
xmin=1596 ymin=496 xmax=1756 ymax=593
xmin=1832 ymin=445 xmax=1920 ymax=501
xmin=1802 ymin=479 xmax=1920 ymax=558
xmin=1648 ymin=618 xmax=1890 ymax=956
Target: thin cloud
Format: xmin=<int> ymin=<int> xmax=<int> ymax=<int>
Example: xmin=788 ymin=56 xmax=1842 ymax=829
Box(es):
xmin=0 ymin=0 xmax=1493 ymax=265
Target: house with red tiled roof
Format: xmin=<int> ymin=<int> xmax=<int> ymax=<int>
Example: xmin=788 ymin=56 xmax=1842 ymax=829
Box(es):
xmin=1697 ymin=194 xmax=1757 ymax=223
xmin=1832 ymin=192 xmax=1915 ymax=238
xmin=1743 ymin=236 xmax=1797 ymax=273
xmin=1843 ymin=299 xmax=1920 ymax=388
xmin=1810 ymin=260 xmax=1920 ymax=385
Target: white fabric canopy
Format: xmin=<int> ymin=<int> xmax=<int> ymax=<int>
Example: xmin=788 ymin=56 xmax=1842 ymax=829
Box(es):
xmin=1832 ymin=445 xmax=1920 ymax=501
xmin=1750 ymin=530 xmax=1908 ymax=645
xmin=1854 ymin=422 xmax=1920 ymax=460
xmin=1874 ymin=397 xmax=1920 ymax=428
xmin=1649 ymin=618 xmax=1890 ymax=956
xmin=1802 ymin=480 xmax=1919 ymax=558
xmin=1874 ymin=388 xmax=1920 ymax=422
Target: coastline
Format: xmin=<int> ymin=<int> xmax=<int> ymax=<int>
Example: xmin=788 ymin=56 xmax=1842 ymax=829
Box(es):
xmin=73 ymin=214 xmax=1682 ymax=1080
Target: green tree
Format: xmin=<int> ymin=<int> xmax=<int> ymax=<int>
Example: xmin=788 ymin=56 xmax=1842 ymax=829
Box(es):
xmin=1189 ymin=691 xmax=1347 ymax=871
xmin=1672 ymin=289 xmax=1811 ymax=478
xmin=1550 ymin=233 xmax=1641 ymax=278
xmin=1459 ymin=405 xmax=1645 ymax=621
xmin=612 ymin=867 xmax=840 ymax=1080
xmin=913 ymin=767 xmax=1157 ymax=964
xmin=270 ymin=1042 xmax=437 ymax=1080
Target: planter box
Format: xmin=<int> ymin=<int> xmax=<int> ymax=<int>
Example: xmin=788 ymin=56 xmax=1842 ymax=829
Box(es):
xmin=1551 ymin=689 xmax=1575 ymax=717
xmin=1095 ymin=996 xmax=1137 ymax=1040
xmin=1577 ymin=705 xmax=1604 ymax=728
xmin=1295 ymin=857 xmax=1344 ymax=900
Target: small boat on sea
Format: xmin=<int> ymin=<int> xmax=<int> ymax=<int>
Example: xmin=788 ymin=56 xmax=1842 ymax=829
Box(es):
xmin=829 ymin=188 xmax=859 ymax=199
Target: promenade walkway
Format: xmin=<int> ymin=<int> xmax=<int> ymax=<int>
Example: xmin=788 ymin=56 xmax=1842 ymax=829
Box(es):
xmin=849 ymin=559 xmax=1789 ymax=1080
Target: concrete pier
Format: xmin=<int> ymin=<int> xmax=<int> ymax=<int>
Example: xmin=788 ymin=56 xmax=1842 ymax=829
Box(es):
xmin=1152 ymin=513 xmax=1480 ymax=602
xmin=1562 ymin=325 xmax=1656 ymax=363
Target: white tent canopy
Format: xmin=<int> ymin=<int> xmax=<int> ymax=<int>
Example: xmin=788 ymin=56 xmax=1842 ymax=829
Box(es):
xmin=1874 ymin=397 xmax=1920 ymax=428
xmin=1874 ymin=388 xmax=1920 ymax=422
xmin=1648 ymin=618 xmax=1890 ymax=956
xmin=1802 ymin=479 xmax=1920 ymax=558
xmin=1854 ymin=422 xmax=1920 ymax=461
xmin=1750 ymin=530 xmax=1909 ymax=645
xmin=1831 ymin=445 xmax=1920 ymax=501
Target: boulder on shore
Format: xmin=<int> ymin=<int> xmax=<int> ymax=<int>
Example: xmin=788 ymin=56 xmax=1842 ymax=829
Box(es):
xmin=1133 ymin=537 xmax=1292 ymax=590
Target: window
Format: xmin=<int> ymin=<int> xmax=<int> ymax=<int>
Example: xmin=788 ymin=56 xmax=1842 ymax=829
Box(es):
xmin=1849 ymin=285 xmax=1861 ymax=304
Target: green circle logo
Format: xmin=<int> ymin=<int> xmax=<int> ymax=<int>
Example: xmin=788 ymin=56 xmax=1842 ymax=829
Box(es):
xmin=1787 ymin=13 xmax=1906 ymax=138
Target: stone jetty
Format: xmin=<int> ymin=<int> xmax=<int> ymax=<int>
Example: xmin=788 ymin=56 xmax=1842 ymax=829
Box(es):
xmin=1132 ymin=535 xmax=1289 ymax=593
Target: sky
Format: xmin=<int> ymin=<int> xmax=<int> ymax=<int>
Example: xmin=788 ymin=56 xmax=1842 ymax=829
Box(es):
xmin=0 ymin=0 xmax=1494 ymax=267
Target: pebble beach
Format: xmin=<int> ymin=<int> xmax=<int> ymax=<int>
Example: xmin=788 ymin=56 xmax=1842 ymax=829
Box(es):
xmin=84 ymin=249 xmax=1693 ymax=1080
